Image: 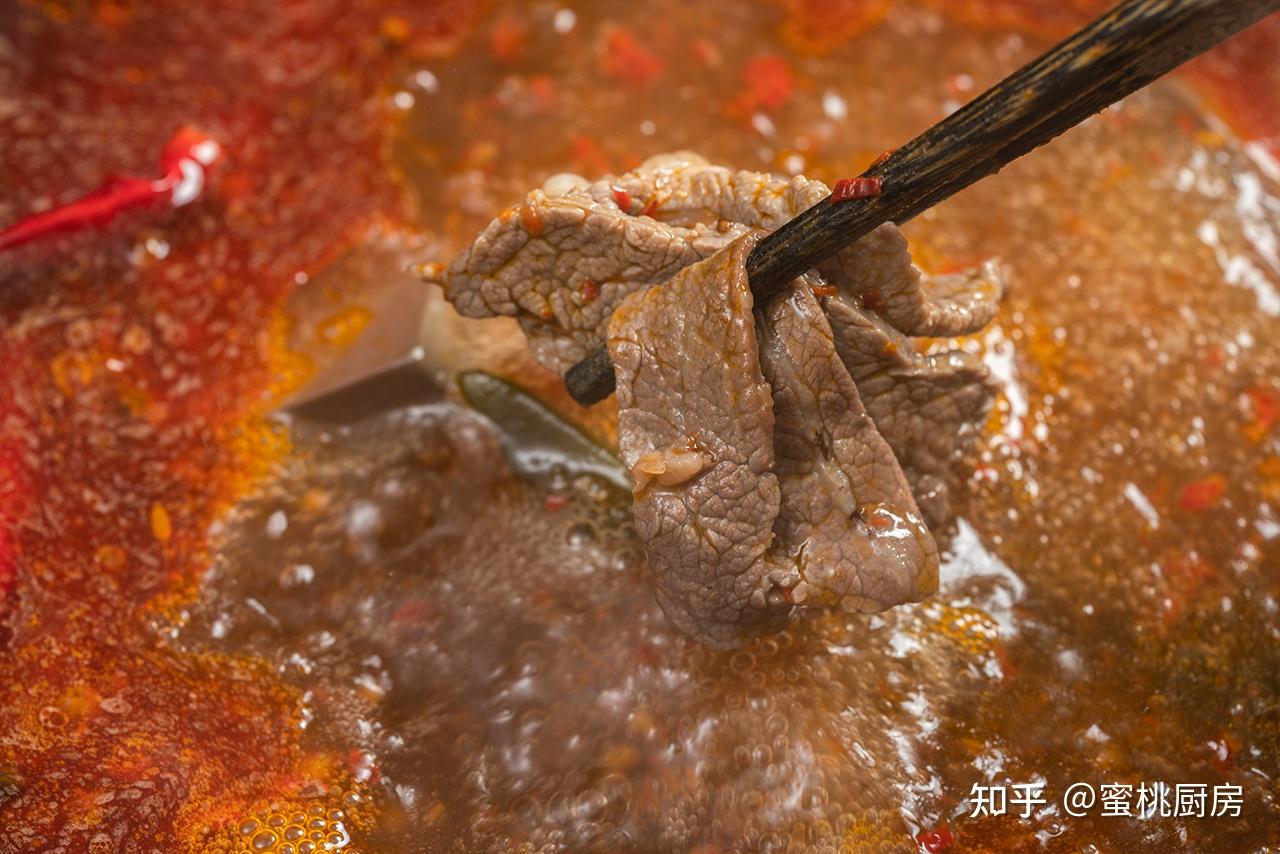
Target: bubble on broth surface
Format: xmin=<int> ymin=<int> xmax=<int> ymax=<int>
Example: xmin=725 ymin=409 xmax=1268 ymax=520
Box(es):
xmin=199 ymin=788 xmax=373 ymax=854
xmin=179 ymin=390 xmax=1028 ymax=852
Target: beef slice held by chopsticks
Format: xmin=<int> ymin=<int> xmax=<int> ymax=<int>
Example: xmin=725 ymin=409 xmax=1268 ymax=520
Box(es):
xmin=610 ymin=234 xmax=939 ymax=647
xmin=423 ymin=152 xmax=827 ymax=373
xmin=424 ymin=153 xmax=1008 ymax=646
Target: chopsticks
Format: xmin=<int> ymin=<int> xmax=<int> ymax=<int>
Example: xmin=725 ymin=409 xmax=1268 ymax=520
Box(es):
xmin=563 ymin=0 xmax=1280 ymax=407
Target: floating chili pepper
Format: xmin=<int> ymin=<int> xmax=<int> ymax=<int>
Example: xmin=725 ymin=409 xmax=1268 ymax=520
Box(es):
xmin=392 ymin=599 xmax=433 ymax=627
xmin=691 ymin=37 xmax=721 ymax=68
xmin=488 ymin=16 xmax=526 ymax=64
xmin=830 ymin=176 xmax=883 ymax=203
xmin=640 ymin=197 xmax=660 ymax=218
xmin=581 ymin=279 xmax=600 ymax=301
xmin=1178 ymin=474 xmax=1227 ymax=511
xmin=600 ymin=26 xmax=664 ymax=87
xmin=810 ymin=285 xmax=838 ymax=297
xmin=1207 ymin=734 xmax=1240 ymax=775
xmin=570 ymin=134 xmax=611 ymax=176
xmin=0 ymin=125 xmax=221 ymax=253
xmin=543 ymin=493 xmax=570 ymax=512
xmin=917 ymin=824 xmax=955 ymax=853
xmin=1243 ymin=386 xmax=1278 ymax=441
xmin=742 ymin=55 xmax=795 ymax=110
xmin=527 ymin=74 xmax=557 ymax=111
xmin=726 ymin=54 xmax=796 ymax=119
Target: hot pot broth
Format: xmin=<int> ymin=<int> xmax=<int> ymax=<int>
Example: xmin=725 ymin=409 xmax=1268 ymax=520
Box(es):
xmin=192 ymin=5 xmax=1280 ymax=851
xmin=2 ymin=1 xmax=1279 ymax=852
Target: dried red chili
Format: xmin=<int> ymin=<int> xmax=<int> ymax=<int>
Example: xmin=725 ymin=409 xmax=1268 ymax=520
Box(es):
xmin=543 ymin=493 xmax=570 ymax=512
xmin=640 ymin=197 xmax=660 ymax=218
xmin=0 ymin=125 xmax=220 ymax=252
xmin=830 ymin=176 xmax=883 ymax=202
xmin=810 ymin=285 xmax=838 ymax=297
xmin=581 ymin=279 xmax=601 ymax=301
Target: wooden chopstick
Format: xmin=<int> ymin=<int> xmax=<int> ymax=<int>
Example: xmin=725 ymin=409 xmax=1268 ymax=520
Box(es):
xmin=563 ymin=0 xmax=1279 ymax=407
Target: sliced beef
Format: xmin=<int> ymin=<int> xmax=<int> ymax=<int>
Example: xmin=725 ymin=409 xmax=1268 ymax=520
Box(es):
xmin=426 ymin=153 xmax=1007 ymax=647
xmin=610 ymin=234 xmax=938 ymax=647
xmin=818 ymin=223 xmax=1003 ymax=337
xmin=820 ymin=291 xmax=998 ymax=530
xmin=422 ymin=153 xmax=826 ymax=372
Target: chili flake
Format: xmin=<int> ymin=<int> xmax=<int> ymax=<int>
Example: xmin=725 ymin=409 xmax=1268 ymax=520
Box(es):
xmin=1178 ymin=474 xmax=1227 ymax=511
xmin=612 ymin=186 xmax=633 ymax=212
xmin=581 ymin=279 xmax=601 ymax=301
xmin=741 ymin=55 xmax=795 ymax=110
xmin=488 ymin=17 xmax=526 ymax=64
xmin=600 ymin=26 xmax=664 ymax=87
xmin=570 ymin=134 xmax=611 ymax=175
xmin=691 ymin=37 xmax=721 ymax=68
xmin=519 ymin=203 xmax=545 ymax=237
xmin=1243 ymin=386 xmax=1277 ymax=441
xmin=917 ymin=824 xmax=955 ymax=853
xmin=870 ymin=148 xmax=897 ymax=168
xmin=830 ymin=176 xmax=883 ymax=202
xmin=150 ymin=502 xmax=172 ymax=542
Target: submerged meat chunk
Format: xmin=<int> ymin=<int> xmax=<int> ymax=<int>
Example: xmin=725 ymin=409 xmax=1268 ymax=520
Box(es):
xmin=426 ymin=154 xmax=1007 ymax=646
xmin=611 ymin=235 xmax=938 ymax=647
